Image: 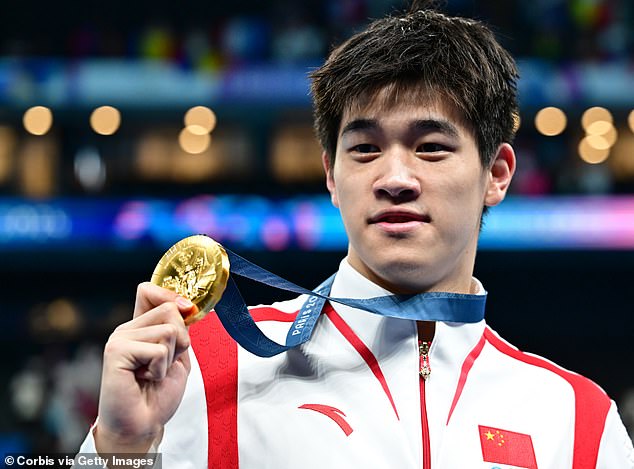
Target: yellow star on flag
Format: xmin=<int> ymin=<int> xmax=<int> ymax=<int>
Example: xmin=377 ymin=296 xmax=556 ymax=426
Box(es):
xmin=485 ymin=431 xmax=495 ymax=441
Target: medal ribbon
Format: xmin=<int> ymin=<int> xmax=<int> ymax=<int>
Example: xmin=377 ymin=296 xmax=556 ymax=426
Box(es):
xmin=214 ymin=249 xmax=486 ymax=357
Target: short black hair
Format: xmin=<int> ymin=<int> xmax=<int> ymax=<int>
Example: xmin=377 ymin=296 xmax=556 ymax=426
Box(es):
xmin=310 ymin=1 xmax=519 ymax=169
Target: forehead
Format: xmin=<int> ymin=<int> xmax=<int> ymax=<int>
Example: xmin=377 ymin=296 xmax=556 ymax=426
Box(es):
xmin=340 ymin=83 xmax=472 ymax=135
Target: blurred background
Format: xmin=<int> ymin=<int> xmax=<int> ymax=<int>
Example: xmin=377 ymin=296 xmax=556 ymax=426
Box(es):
xmin=0 ymin=0 xmax=633 ymax=456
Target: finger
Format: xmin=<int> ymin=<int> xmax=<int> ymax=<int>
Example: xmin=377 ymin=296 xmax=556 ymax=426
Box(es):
xmin=177 ymin=347 xmax=191 ymax=375
xmin=140 ymin=342 xmax=170 ymax=381
xmin=136 ymin=343 xmax=191 ymax=382
xmin=165 ymin=347 xmax=191 ymax=383
xmin=112 ymin=323 xmax=180 ymax=366
xmin=105 ymin=339 xmax=171 ymax=381
xmin=116 ymin=302 xmax=191 ymax=353
xmin=134 ymin=282 xmax=195 ymax=320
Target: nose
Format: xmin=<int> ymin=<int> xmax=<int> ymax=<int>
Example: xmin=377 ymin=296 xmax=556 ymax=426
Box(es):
xmin=372 ymin=152 xmax=421 ymax=202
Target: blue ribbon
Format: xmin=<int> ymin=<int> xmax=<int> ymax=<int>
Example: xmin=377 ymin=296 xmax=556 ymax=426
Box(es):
xmin=214 ymin=249 xmax=487 ymax=357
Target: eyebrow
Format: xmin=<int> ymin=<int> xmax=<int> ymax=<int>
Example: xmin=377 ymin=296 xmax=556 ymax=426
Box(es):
xmin=412 ymin=119 xmax=460 ymax=139
xmin=340 ymin=118 xmax=378 ymax=136
xmin=340 ymin=118 xmax=461 ymax=139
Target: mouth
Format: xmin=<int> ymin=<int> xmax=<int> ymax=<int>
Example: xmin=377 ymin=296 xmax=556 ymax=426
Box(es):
xmin=368 ymin=210 xmax=431 ymax=233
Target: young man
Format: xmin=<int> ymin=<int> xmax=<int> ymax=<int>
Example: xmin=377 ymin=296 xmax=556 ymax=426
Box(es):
xmin=78 ymin=3 xmax=634 ymax=468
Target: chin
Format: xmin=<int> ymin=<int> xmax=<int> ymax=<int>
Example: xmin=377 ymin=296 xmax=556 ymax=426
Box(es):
xmin=371 ymin=257 xmax=440 ymax=294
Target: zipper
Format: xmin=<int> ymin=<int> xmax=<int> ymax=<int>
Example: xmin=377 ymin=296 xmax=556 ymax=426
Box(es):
xmin=419 ymin=341 xmax=431 ymax=381
xmin=419 ymin=340 xmax=431 ymax=469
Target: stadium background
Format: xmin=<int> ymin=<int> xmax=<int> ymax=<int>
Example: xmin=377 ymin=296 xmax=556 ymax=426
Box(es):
xmin=0 ymin=0 xmax=632 ymax=456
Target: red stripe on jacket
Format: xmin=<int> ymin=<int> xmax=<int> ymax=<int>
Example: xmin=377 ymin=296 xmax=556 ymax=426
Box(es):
xmin=484 ymin=327 xmax=611 ymax=469
xmin=190 ymin=313 xmax=239 ymax=469
xmin=188 ymin=306 xmax=297 ymax=468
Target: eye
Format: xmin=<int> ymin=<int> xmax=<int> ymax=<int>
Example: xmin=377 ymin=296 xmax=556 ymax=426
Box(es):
xmin=350 ymin=143 xmax=380 ymax=153
xmin=417 ymin=142 xmax=449 ymax=153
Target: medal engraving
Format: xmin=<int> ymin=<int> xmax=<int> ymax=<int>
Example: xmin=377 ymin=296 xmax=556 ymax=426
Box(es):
xmin=151 ymin=235 xmax=230 ymax=325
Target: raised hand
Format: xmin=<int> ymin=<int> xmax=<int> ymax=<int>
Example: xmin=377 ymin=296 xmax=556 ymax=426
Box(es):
xmin=94 ymin=282 xmax=194 ymax=454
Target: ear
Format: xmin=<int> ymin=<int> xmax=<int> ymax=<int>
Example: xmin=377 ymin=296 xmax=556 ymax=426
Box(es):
xmin=322 ymin=151 xmax=339 ymax=208
xmin=484 ymin=143 xmax=516 ymax=207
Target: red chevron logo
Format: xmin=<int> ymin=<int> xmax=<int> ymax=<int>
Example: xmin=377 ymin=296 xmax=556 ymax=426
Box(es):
xmin=299 ymin=404 xmax=354 ymax=436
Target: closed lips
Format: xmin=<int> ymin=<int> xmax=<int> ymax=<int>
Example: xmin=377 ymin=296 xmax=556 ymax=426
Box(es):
xmin=369 ymin=211 xmax=431 ymax=223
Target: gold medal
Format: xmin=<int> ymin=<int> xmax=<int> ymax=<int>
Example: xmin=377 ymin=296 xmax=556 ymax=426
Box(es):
xmin=151 ymin=235 xmax=230 ymax=325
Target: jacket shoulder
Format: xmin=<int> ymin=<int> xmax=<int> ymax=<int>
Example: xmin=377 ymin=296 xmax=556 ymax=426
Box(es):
xmin=484 ymin=326 xmax=612 ymax=467
xmin=484 ymin=326 xmax=610 ymax=406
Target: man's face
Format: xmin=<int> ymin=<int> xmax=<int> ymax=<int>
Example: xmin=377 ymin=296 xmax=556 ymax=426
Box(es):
xmin=324 ymin=92 xmax=514 ymax=294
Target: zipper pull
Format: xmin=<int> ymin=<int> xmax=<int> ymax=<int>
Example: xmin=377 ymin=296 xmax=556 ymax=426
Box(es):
xmin=419 ymin=340 xmax=431 ymax=381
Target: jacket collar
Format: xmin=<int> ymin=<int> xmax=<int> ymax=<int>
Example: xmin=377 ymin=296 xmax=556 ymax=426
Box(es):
xmin=328 ymin=257 xmax=487 ymax=399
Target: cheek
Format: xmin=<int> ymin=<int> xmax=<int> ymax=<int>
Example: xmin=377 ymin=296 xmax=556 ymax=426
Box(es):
xmin=451 ymin=164 xmax=487 ymax=197
xmin=331 ymin=161 xmax=374 ymax=247
xmin=338 ymin=187 xmax=361 ymax=220
xmin=433 ymin=171 xmax=487 ymax=223
xmin=333 ymin=166 xmax=364 ymax=203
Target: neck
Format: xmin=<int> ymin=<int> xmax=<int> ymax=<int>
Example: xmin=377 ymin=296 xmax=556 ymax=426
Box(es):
xmin=417 ymin=321 xmax=436 ymax=342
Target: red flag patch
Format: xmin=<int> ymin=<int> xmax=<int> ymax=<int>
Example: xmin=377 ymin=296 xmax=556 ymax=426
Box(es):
xmin=478 ymin=425 xmax=538 ymax=469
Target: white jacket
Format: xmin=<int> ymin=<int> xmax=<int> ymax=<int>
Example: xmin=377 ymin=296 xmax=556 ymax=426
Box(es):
xmin=79 ymin=259 xmax=634 ymax=468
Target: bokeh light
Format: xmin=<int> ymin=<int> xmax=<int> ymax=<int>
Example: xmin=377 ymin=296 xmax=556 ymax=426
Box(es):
xmin=184 ymin=106 xmax=217 ymax=133
xmin=581 ymin=107 xmax=613 ymax=131
xmin=23 ymin=106 xmax=53 ymax=136
xmin=535 ymin=107 xmax=567 ymax=136
xmin=585 ymin=134 xmax=610 ymax=151
xmin=595 ymin=125 xmax=617 ymax=148
xmin=585 ymin=119 xmax=617 ymax=148
xmin=179 ymin=126 xmax=211 ymax=154
xmin=90 ymin=106 xmax=121 ymax=135
xmin=74 ymin=146 xmax=106 ymax=191
xmin=585 ymin=120 xmax=612 ymax=137
xmin=578 ymin=137 xmax=610 ymax=164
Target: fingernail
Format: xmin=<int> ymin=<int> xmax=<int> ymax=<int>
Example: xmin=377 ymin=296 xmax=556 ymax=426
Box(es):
xmin=176 ymin=296 xmax=193 ymax=309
